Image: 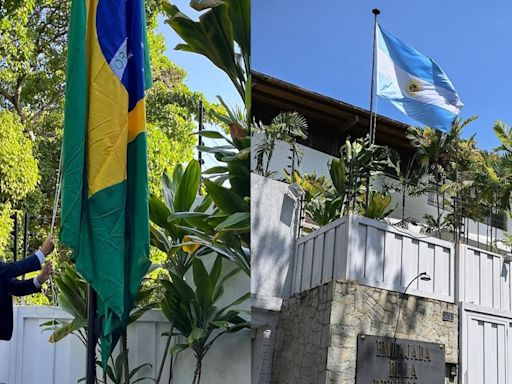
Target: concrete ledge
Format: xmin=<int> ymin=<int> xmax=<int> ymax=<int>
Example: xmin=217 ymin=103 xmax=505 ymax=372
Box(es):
xmin=252 ymin=294 xmax=283 ymax=312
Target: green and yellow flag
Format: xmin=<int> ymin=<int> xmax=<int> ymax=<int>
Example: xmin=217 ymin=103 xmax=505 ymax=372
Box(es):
xmin=60 ymin=0 xmax=152 ymax=362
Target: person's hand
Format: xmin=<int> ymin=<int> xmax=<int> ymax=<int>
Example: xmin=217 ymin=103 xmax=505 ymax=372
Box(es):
xmin=37 ymin=261 xmax=53 ymax=285
xmin=39 ymin=236 xmax=54 ymax=256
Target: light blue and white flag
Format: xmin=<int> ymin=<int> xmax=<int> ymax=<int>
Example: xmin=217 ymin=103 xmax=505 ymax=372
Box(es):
xmin=376 ymin=24 xmax=463 ymax=131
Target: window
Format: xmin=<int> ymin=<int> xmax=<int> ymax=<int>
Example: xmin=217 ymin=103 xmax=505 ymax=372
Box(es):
xmin=427 ymin=192 xmax=446 ymax=210
xmin=485 ymin=211 xmax=507 ymax=231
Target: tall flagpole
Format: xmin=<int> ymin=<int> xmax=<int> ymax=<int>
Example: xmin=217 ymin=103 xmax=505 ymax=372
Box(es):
xmin=366 ymin=8 xmax=380 ymax=215
xmin=369 ymin=8 xmax=380 ymax=144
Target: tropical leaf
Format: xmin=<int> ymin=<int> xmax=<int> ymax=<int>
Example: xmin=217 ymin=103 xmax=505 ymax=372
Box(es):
xmin=174 ymin=159 xmax=201 ymax=212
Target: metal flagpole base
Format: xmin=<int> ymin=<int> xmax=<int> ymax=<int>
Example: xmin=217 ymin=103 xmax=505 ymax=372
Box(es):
xmin=86 ymin=286 xmax=98 ymax=384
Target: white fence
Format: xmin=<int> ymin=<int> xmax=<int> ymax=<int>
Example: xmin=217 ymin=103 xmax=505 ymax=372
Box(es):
xmin=0 ymin=306 xmax=250 ymax=384
xmin=288 ymin=212 xmax=512 ymax=383
xmin=457 ymin=245 xmax=512 ymax=384
xmin=460 ymin=303 xmax=512 ymax=384
xmin=458 ymin=244 xmax=512 ymax=312
xmin=293 ymin=215 xmax=456 ymax=302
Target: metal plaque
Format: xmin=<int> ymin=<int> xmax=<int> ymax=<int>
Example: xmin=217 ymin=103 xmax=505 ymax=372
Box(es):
xmin=356 ymin=334 xmax=445 ymax=384
xmin=442 ymin=311 xmax=454 ymax=322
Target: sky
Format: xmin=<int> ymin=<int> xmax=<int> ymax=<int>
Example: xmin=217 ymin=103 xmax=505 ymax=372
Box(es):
xmin=156 ymin=4 xmax=239 ymax=107
xmin=156 ymin=1 xmax=241 ymax=168
xmin=252 ymin=0 xmax=512 ymax=151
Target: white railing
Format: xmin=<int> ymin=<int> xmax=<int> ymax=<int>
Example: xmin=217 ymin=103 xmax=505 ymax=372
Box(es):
xmin=293 ymin=215 xmax=455 ymax=302
xmin=0 ymin=306 xmax=250 ymax=384
xmin=458 ymin=244 xmax=512 ymax=313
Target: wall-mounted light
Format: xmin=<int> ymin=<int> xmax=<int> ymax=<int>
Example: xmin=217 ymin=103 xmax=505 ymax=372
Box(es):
xmin=394 ymin=272 xmax=431 ymax=339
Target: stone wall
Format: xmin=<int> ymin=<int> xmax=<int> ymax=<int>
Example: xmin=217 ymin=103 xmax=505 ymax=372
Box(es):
xmin=271 ymin=281 xmax=459 ymax=384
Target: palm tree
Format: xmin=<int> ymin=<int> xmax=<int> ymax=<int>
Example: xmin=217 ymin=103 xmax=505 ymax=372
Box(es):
xmin=390 ymin=154 xmax=427 ymax=224
xmin=406 ymin=117 xmax=476 ymax=237
xmin=254 ymin=111 xmax=308 ymax=178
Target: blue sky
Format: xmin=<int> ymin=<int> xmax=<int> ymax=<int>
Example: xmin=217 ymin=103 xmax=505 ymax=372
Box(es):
xmin=157 ymin=1 xmax=240 ymax=168
xmin=156 ymin=4 xmax=239 ymax=107
xmin=252 ymin=0 xmax=512 ymax=150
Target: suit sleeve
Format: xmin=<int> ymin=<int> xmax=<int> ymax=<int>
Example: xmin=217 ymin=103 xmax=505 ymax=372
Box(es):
xmin=6 ymin=278 xmax=41 ymax=296
xmin=0 ymin=254 xmax=42 ymax=279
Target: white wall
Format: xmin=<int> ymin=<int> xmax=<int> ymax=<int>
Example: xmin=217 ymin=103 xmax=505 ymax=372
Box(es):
xmin=251 ymin=173 xmax=301 ymax=308
xmin=0 ymin=279 xmax=250 ymax=384
xmin=294 ymin=215 xmax=455 ymax=302
xmin=251 ymin=133 xmax=333 ymax=179
xmin=251 ymin=173 xmax=302 ymax=384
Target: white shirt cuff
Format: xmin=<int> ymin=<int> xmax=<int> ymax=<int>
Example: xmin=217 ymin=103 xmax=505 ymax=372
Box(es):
xmin=33 ymin=276 xmax=42 ymax=289
xmin=35 ymin=250 xmax=45 ymax=265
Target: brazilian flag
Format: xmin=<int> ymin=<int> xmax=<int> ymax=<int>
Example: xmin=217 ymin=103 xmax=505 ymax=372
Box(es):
xmin=60 ymin=0 xmax=152 ymax=363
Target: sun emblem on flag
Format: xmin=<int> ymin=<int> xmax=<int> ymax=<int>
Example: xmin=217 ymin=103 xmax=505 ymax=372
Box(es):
xmin=407 ymin=79 xmax=422 ymax=95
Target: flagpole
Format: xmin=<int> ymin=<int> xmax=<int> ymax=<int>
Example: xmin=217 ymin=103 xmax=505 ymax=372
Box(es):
xmin=369 ymin=8 xmax=380 ymax=144
xmin=86 ymin=286 xmax=98 ymax=384
xmin=366 ymin=8 xmax=380 ymax=215
xmin=198 ymin=100 xmax=204 ymax=195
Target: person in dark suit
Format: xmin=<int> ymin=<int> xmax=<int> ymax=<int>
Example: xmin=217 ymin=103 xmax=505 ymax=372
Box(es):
xmin=0 ymin=236 xmax=54 ymax=341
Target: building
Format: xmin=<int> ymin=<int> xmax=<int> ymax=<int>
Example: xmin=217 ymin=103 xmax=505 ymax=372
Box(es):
xmin=251 ymin=72 xmax=512 ymax=384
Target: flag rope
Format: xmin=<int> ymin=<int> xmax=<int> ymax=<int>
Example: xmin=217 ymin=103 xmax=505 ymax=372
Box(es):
xmin=50 ymin=145 xmax=63 ymax=238
xmin=48 ymin=144 xmax=63 ymax=307
xmin=48 ymin=145 xmax=63 ymax=379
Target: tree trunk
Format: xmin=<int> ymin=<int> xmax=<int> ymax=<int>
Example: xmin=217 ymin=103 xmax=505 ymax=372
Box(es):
xmin=401 ymin=183 xmax=406 ymax=222
xmin=192 ymin=357 xmax=202 ymax=384
xmin=264 ymin=138 xmax=275 ymax=177
xmin=168 ymin=353 xmax=174 ymax=384
xmin=435 ymin=171 xmax=441 ymax=239
xmin=365 ymin=174 xmax=370 ymax=216
xmin=156 ymin=324 xmax=175 ymax=384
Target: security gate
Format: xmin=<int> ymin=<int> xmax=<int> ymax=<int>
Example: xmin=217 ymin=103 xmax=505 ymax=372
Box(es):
xmin=460 ymin=303 xmax=512 ymax=384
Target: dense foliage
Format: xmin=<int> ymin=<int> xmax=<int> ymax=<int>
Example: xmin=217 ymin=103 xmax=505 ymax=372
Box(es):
xmin=0 ymin=0 xmax=223 ymax=275
xmin=263 ymin=115 xmax=512 ymax=250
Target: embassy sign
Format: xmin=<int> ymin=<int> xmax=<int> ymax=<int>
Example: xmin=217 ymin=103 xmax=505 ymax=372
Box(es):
xmin=356 ymin=334 xmax=445 ymax=384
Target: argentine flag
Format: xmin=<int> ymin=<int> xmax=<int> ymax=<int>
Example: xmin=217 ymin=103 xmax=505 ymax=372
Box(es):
xmin=376 ymin=25 xmax=463 ymax=131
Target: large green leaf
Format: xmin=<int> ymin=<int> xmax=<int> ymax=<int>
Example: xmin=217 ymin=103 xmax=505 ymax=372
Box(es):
xmin=193 ymin=257 xmax=213 ymax=313
xmin=170 ymin=343 xmax=189 ymax=355
xmin=203 ymin=166 xmax=229 ymax=175
xmin=174 ymin=159 xmax=201 ymax=212
xmin=178 ymin=227 xmax=250 ymax=276
xmin=226 ymin=0 xmax=250 ymax=71
xmin=329 ymin=158 xmax=346 ymax=196
xmin=149 ymin=193 xmax=172 ymax=231
xmin=203 ymin=178 xmax=249 ymax=214
xmin=190 ymin=0 xmax=224 ymax=11
xmin=161 ymin=172 xmax=176 ymax=213
xmin=168 ymin=271 xmax=195 ymax=303
xmin=210 ymin=255 xmax=223 ymax=287
xmin=150 ymin=225 xmax=173 ymax=253
xmin=169 ymin=211 xmax=212 ymax=233
xmin=216 ymin=292 xmax=250 ymax=318
xmin=194 ymin=129 xmax=231 ymax=141
xmin=49 ymin=317 xmax=87 ymax=343
xmin=187 ymin=327 xmax=208 ymax=345
xmin=163 ymin=2 xmax=244 ymax=99
xmin=215 ymin=212 xmax=250 ymax=231
xmin=227 ymin=157 xmax=250 ymax=197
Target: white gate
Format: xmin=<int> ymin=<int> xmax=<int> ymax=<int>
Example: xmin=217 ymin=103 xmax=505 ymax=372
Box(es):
xmin=460 ymin=303 xmax=512 ymax=384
